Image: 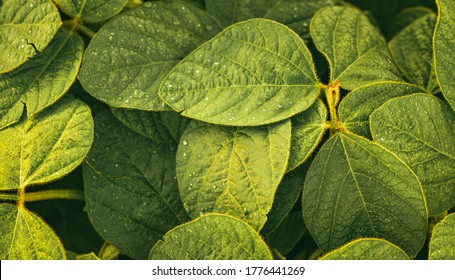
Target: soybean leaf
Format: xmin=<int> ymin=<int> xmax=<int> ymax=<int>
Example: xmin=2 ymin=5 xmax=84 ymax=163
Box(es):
xmin=389 ymin=14 xmax=438 ymax=94
xmin=78 ymin=0 xmax=221 ymax=111
xmin=287 ymin=99 xmax=327 ymax=172
xmin=320 ymin=238 xmax=409 ymax=260
xmin=110 ymin=107 xmax=190 ymax=144
xmin=386 ymin=6 xmax=435 ymax=39
xmin=0 ymin=203 xmax=66 ymax=260
xmin=370 ymin=94 xmax=455 ymax=216
xmin=265 ymin=210 xmax=306 ymax=256
xmin=98 ymin=243 xmax=120 ymax=260
xmin=339 ymin=82 xmax=423 ymax=138
xmin=149 ymin=214 xmax=273 ymax=260
xmin=159 ymin=19 xmax=319 ymax=126
xmin=302 ymin=132 xmax=427 ymax=257
xmin=53 ymin=0 xmax=127 ymax=23
xmin=83 ymin=109 xmax=188 ymax=259
xmin=206 ymin=0 xmax=337 ymax=38
xmin=66 ymin=252 xmax=99 ymax=260
xmin=310 ymin=6 xmax=402 ymax=90
xmin=434 ymin=0 xmax=455 ymax=110
xmin=0 ymin=97 xmax=93 ymax=190
xmin=177 ymin=119 xmax=291 ymax=230
xmin=0 ymin=28 xmax=84 ymax=129
xmin=0 ymin=0 xmax=61 ymax=73
xmin=429 ymin=213 xmax=455 ymax=260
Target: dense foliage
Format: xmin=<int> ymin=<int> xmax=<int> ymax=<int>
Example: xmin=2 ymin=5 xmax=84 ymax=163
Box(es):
xmin=0 ymin=0 xmax=454 ymax=260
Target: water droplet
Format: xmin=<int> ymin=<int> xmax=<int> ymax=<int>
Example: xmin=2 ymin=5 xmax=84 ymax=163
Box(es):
xmin=183 ymin=152 xmax=187 ymax=157
xmin=182 ymin=140 xmax=188 ymax=146
xmin=30 ymin=3 xmax=34 ymax=7
xmin=214 ymin=62 xmax=219 ymax=66
xmin=206 ymin=25 xmax=213 ymax=31
xmin=168 ymin=83 xmax=173 ymax=88
xmin=183 ymin=203 xmax=190 ymax=212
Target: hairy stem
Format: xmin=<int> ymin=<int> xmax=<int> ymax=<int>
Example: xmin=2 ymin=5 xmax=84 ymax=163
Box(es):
xmin=0 ymin=189 xmax=85 ymax=203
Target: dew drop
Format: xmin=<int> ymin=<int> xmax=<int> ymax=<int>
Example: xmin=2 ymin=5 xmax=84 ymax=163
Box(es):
xmin=182 ymin=140 xmax=188 ymax=146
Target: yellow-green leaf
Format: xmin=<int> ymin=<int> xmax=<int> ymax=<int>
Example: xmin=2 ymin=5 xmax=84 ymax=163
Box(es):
xmin=53 ymin=0 xmax=126 ymax=23
xmin=429 ymin=213 xmax=455 ymax=260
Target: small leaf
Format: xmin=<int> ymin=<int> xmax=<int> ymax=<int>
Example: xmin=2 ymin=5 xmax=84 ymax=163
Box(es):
xmin=53 ymin=0 xmax=126 ymax=23
xmin=320 ymin=238 xmax=409 ymax=260
xmin=83 ymin=109 xmax=188 ymax=259
xmin=389 ymin=14 xmax=439 ymax=93
xmin=159 ymin=19 xmax=319 ymax=126
xmin=302 ymin=132 xmax=427 ymax=257
xmin=386 ymin=6 xmax=435 ymax=39
xmin=434 ymin=0 xmax=455 ymax=110
xmin=429 ymin=213 xmax=455 ymax=260
xmin=78 ymin=0 xmax=221 ymax=111
xmin=177 ymin=120 xmax=291 ymax=230
xmin=265 ymin=210 xmax=306 ymax=256
xmin=0 ymin=28 xmax=84 ymax=129
xmin=0 ymin=0 xmax=62 ymax=73
xmin=110 ymin=107 xmax=190 ymax=144
xmin=370 ymin=94 xmax=455 ymax=216
xmin=310 ymin=6 xmax=402 ymax=90
xmin=76 ymin=252 xmax=99 ymax=260
xmin=149 ymin=214 xmax=273 ymax=260
xmin=0 ymin=203 xmax=66 ymax=260
xmin=0 ymin=97 xmax=94 ymax=190
xmin=339 ymin=82 xmax=423 ymax=137
xmin=98 ymin=243 xmax=120 ymax=260
xmin=287 ymin=99 xmax=327 ymax=172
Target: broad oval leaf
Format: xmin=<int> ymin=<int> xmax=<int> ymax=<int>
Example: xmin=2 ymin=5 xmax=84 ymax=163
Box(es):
xmin=339 ymin=82 xmax=423 ymax=137
xmin=83 ymin=109 xmax=188 ymax=259
xmin=177 ymin=120 xmax=291 ymax=230
xmin=302 ymin=132 xmax=427 ymax=257
xmin=429 ymin=213 xmax=455 ymax=260
xmin=310 ymin=6 xmax=402 ymax=90
xmin=370 ymin=94 xmax=455 ymax=216
xmin=0 ymin=0 xmax=62 ymax=73
xmin=0 ymin=204 xmax=66 ymax=260
xmin=386 ymin=7 xmax=435 ymax=39
xmin=149 ymin=214 xmax=273 ymax=260
xmin=78 ymin=0 xmax=221 ymax=111
xmin=287 ymin=99 xmax=327 ymax=172
xmin=0 ymin=29 xmax=84 ymax=129
xmin=110 ymin=107 xmax=190 ymax=144
xmin=320 ymin=238 xmax=409 ymax=260
xmin=0 ymin=97 xmax=93 ymax=190
xmin=389 ymin=13 xmax=439 ymax=94
xmin=159 ymin=18 xmax=320 ymax=126
xmin=54 ymin=0 xmax=126 ymax=23
xmin=434 ymin=0 xmax=455 ymax=110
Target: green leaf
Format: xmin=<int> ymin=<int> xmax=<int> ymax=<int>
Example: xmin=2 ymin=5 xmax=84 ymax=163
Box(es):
xmin=149 ymin=214 xmax=273 ymax=260
xmin=76 ymin=252 xmax=100 ymax=260
xmin=78 ymin=0 xmax=221 ymax=111
xmin=110 ymin=107 xmax=190 ymax=144
xmin=434 ymin=0 xmax=455 ymax=110
xmin=287 ymin=99 xmax=327 ymax=172
xmin=386 ymin=7 xmax=434 ymax=39
xmin=0 ymin=97 xmax=93 ymax=190
xmin=0 ymin=0 xmax=62 ymax=73
xmin=98 ymin=243 xmax=120 ymax=260
xmin=206 ymin=0 xmax=337 ymax=38
xmin=0 ymin=28 xmax=84 ymax=129
xmin=177 ymin=119 xmax=291 ymax=230
xmin=0 ymin=203 xmax=66 ymax=260
xmin=370 ymin=94 xmax=455 ymax=216
xmin=310 ymin=6 xmax=402 ymax=90
xmin=302 ymin=132 xmax=427 ymax=257
xmin=53 ymin=0 xmax=127 ymax=23
xmin=320 ymin=238 xmax=409 ymax=260
xmin=429 ymin=213 xmax=455 ymax=260
xmin=159 ymin=19 xmax=319 ymax=126
xmin=265 ymin=210 xmax=306 ymax=256
xmin=83 ymin=109 xmax=188 ymax=259
xmin=389 ymin=14 xmax=438 ymax=94
xmin=339 ymin=82 xmax=423 ymax=137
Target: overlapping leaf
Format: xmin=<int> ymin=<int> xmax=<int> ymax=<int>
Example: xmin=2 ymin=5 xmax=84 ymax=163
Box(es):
xmin=370 ymin=94 xmax=455 ymax=216
xmin=302 ymin=132 xmax=427 ymax=257
xmin=159 ymin=19 xmax=319 ymax=126
xmin=0 ymin=0 xmax=61 ymax=73
xmin=78 ymin=0 xmax=221 ymax=111
xmin=386 ymin=7 xmax=434 ymax=39
xmin=83 ymin=110 xmax=188 ymax=259
xmin=429 ymin=213 xmax=455 ymax=259
xmin=0 ymin=97 xmax=93 ymax=190
xmin=53 ymin=0 xmax=126 ymax=23
xmin=320 ymin=238 xmax=409 ymax=260
xmin=310 ymin=6 xmax=402 ymax=90
xmin=149 ymin=214 xmax=273 ymax=260
xmin=0 ymin=29 xmax=84 ymax=129
xmin=434 ymin=0 xmax=455 ymax=109
xmin=176 ymin=120 xmax=291 ymax=230
xmin=389 ymin=13 xmax=438 ymax=93
xmin=0 ymin=204 xmax=66 ymax=260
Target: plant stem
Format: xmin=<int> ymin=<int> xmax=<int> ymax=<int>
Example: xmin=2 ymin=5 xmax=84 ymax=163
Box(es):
xmin=0 ymin=189 xmax=85 ymax=203
xmin=76 ymin=23 xmax=96 ymax=38
xmin=325 ymin=81 xmax=344 ymax=135
xmin=0 ymin=193 xmax=19 ymax=202
xmin=126 ymin=0 xmax=143 ymax=8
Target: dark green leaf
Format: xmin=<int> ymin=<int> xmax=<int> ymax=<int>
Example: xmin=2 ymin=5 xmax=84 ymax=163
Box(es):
xmin=54 ymin=0 xmax=126 ymax=23
xmin=429 ymin=213 xmax=455 ymax=259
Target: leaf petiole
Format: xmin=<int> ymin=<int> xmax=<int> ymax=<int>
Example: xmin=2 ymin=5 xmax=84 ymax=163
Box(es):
xmin=0 ymin=189 xmax=85 ymax=203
